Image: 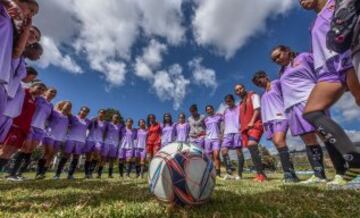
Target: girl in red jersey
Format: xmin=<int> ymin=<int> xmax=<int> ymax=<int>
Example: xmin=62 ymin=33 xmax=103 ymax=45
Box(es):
xmin=0 ymin=82 xmax=46 ymax=179
xmin=146 ymin=114 xmax=161 ymax=160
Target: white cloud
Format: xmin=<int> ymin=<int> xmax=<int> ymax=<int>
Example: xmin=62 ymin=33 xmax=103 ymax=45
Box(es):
xmin=192 ymin=0 xmax=294 ymax=58
xmin=153 ymin=64 xmax=190 ymax=110
xmin=333 ymin=93 xmax=360 ymax=122
xmin=188 ymin=57 xmax=217 ymax=90
xmin=37 ymin=36 xmax=83 ymax=74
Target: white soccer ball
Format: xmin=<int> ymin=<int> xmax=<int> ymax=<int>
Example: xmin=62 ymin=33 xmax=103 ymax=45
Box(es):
xmin=148 ymin=142 xmax=216 ymax=205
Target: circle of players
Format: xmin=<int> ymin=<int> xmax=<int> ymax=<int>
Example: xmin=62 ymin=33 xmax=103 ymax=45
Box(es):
xmin=0 ymin=0 xmax=360 ymax=187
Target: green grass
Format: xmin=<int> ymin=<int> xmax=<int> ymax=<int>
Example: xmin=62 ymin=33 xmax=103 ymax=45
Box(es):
xmin=0 ymin=172 xmax=359 ymax=218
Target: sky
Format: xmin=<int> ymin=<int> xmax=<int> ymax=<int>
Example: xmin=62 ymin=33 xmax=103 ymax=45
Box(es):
xmin=32 ymin=0 xmax=360 ymax=152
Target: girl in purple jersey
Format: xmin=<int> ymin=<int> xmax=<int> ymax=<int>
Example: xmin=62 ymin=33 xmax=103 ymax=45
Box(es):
xmin=36 ymin=101 xmax=71 ymax=179
xmin=221 ymin=94 xmax=245 ymax=181
xmin=84 ymin=109 xmax=107 ymax=179
xmin=118 ymin=118 xmax=136 ymax=178
xmin=299 ymin=0 xmax=360 ymax=183
xmin=175 ymin=113 xmax=190 ymax=143
xmin=252 ymin=71 xmax=299 ymax=183
xmin=204 ymin=105 xmax=223 ymax=178
xmin=53 ymin=106 xmax=90 ymax=180
xmin=135 ymin=119 xmax=148 ymax=178
xmin=161 ymin=113 xmax=175 ymax=147
xmin=98 ymin=114 xmax=123 ymax=179
xmin=272 ymin=45 xmax=348 ymax=185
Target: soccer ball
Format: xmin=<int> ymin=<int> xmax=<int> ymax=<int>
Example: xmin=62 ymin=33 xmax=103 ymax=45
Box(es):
xmin=148 ymin=142 xmax=216 ymax=205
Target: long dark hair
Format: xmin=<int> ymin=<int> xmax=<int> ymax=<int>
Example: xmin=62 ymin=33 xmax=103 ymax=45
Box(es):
xmin=163 ymin=113 xmax=173 ymax=126
xmin=147 ymin=114 xmax=157 ymax=127
xmin=271 ymin=45 xmax=296 ymax=75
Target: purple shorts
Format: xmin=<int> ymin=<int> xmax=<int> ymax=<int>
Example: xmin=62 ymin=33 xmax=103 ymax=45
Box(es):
xmin=82 ymin=141 xmax=102 ymax=154
xmin=101 ymin=143 xmax=118 ymax=158
xmin=286 ymin=102 xmax=316 ymax=136
xmin=189 ymin=136 xmax=205 ymax=148
xmin=0 ymin=115 xmax=12 ymax=142
xmin=263 ymin=120 xmax=289 ymax=140
xmin=0 ymin=85 xmax=7 ymax=115
xmin=222 ymin=133 xmax=242 ymax=149
xmin=27 ymin=127 xmax=45 ymax=142
xmin=134 ymin=148 xmax=146 ymax=159
xmin=64 ymin=140 xmax=84 ymax=155
xmin=42 ymin=137 xmax=63 ymax=152
xmin=317 ymin=52 xmax=353 ymax=84
xmin=205 ymin=138 xmax=221 ymax=155
xmin=118 ymin=148 xmax=134 ymax=160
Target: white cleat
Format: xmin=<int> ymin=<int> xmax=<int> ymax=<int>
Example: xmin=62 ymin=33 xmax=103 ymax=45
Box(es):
xmin=300 ymin=175 xmax=326 ymax=184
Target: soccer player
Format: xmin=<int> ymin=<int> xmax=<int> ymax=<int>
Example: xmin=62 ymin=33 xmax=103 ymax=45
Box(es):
xmin=54 ymin=107 xmax=91 ymax=180
xmin=83 ymin=109 xmax=107 ymax=179
xmin=0 ymin=82 xmax=46 ymax=179
xmin=99 ymin=113 xmax=123 ymax=178
xmin=175 ymin=113 xmax=190 ymax=143
xmin=146 ymin=114 xmax=161 ymax=160
xmin=118 ymin=118 xmax=136 ymax=178
xmin=161 ymin=113 xmax=175 ymax=147
xmin=252 ymin=71 xmax=299 ymax=183
xmin=299 ymin=0 xmax=360 ymax=183
xmin=135 ymin=119 xmax=148 ymax=178
xmin=204 ymin=105 xmax=223 ymax=178
xmin=188 ymin=104 xmax=206 ymax=148
xmin=221 ymin=94 xmax=245 ymax=181
xmin=234 ymin=84 xmax=266 ymax=182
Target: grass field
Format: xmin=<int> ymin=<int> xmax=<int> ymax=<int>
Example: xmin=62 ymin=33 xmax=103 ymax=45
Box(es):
xmin=0 ymin=172 xmax=359 ymax=218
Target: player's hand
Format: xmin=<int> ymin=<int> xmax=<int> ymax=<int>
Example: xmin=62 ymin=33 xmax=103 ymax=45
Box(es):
xmin=247 ymin=122 xmax=254 ymax=129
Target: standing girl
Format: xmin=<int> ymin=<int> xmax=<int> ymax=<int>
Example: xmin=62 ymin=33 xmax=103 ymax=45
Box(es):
xmin=175 ymin=113 xmax=190 ymax=143
xmin=118 ymin=118 xmax=136 ymax=178
xmin=146 ymin=114 xmax=161 ymax=160
xmin=161 ymin=113 xmax=175 ymax=147
xmin=135 ymin=119 xmax=148 ymax=178
xmin=188 ymin=104 xmax=206 ymax=148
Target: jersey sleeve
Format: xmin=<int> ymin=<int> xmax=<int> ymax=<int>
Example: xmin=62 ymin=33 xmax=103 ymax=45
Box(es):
xmin=251 ymin=94 xmax=261 ymax=109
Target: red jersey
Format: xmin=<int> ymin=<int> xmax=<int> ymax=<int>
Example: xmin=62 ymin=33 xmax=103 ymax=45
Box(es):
xmin=239 ymin=91 xmax=262 ymax=133
xmin=147 ymin=123 xmax=161 ymax=144
xmin=12 ymin=89 xmax=36 ymax=131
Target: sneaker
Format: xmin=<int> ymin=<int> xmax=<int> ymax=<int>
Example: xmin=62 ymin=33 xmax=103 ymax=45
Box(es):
xmin=16 ymin=175 xmax=25 ymax=181
xmin=7 ymin=176 xmax=20 ymax=182
xmin=254 ymin=173 xmax=267 ymax=183
xmin=223 ymin=174 xmax=234 ymax=180
xmin=53 ymin=175 xmax=60 ymax=180
xmin=235 ymin=176 xmax=242 ymax=181
xmin=343 ymin=168 xmax=360 ymax=182
xmin=35 ymin=174 xmax=46 ymax=180
xmin=327 ymin=175 xmax=347 ymax=186
xmin=67 ymin=175 xmax=75 ymax=180
xmin=300 ymin=175 xmax=326 ymax=184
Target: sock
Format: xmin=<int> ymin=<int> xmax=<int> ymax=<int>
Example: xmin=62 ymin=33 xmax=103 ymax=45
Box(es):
xmin=126 ymin=162 xmax=132 ymax=176
xmin=56 ymin=157 xmax=68 ymax=177
xmin=84 ymin=160 xmax=91 ymax=176
xmin=18 ymin=153 xmax=32 ymax=176
xmin=248 ymin=145 xmax=264 ymax=174
xmin=90 ymin=160 xmax=98 ymax=174
xmin=68 ymin=158 xmax=78 ymax=177
xmin=118 ymin=162 xmax=124 ymax=177
xmin=0 ymin=158 xmax=9 ymax=172
xmin=97 ymin=166 xmax=103 ymax=177
xmin=222 ymin=154 xmax=232 ymax=175
xmin=140 ymin=164 xmax=145 ymax=176
xmin=237 ymin=152 xmax=244 ymax=177
xmin=135 ymin=164 xmax=141 ymax=176
xmin=36 ymin=159 xmax=46 ymax=176
xmin=108 ymin=167 xmax=113 ymax=177
xmin=278 ymin=147 xmax=296 ymax=177
xmin=10 ymin=152 xmax=26 ymax=177
xmin=304 ymin=111 xmax=360 ymax=168
xmin=306 ymin=145 xmax=326 ymax=179
xmin=324 ymin=141 xmax=347 ymax=176
xmin=216 ymin=168 xmax=221 ymax=176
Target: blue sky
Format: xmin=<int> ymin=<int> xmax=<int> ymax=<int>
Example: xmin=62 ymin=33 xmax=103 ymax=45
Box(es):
xmin=33 ymin=0 xmax=360 ymax=149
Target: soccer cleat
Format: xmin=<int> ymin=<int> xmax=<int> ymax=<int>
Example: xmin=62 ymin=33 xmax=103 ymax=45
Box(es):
xmin=223 ymin=174 xmax=234 ymax=180
xmin=300 ymin=175 xmax=326 ymax=184
xmin=254 ymin=173 xmax=267 ymax=183
xmin=344 ymin=175 xmax=360 ymax=190
xmin=6 ymin=176 xmax=21 ymax=182
xmin=16 ymin=175 xmax=26 ymax=181
xmin=343 ymin=168 xmax=360 ymax=182
xmin=35 ymin=174 xmax=46 ymax=180
xmin=327 ymin=175 xmax=347 ymax=186
xmin=53 ymin=175 xmax=60 ymax=180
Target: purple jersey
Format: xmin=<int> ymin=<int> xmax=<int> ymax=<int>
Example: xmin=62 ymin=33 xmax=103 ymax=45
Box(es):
xmin=204 ymin=114 xmax=223 ymax=140
xmin=311 ymin=0 xmax=351 ymax=70
xmin=120 ymin=128 xmax=136 ymax=149
xmin=136 ymin=128 xmax=148 ymax=149
xmin=31 ymin=97 xmax=53 ymax=130
xmin=46 ymin=110 xmax=69 ymax=142
xmin=280 ymin=53 xmax=317 ymax=110
xmin=260 ymin=80 xmax=287 ymax=123
xmin=0 ymin=3 xmax=14 ymax=85
xmin=223 ymin=105 xmax=240 ymax=135
xmin=104 ymin=122 xmax=123 ymax=145
xmin=87 ymin=119 xmax=107 ymax=142
xmin=175 ymin=122 xmax=190 ymax=142
xmin=5 ymin=58 xmax=26 ymax=98
xmin=3 ymin=85 xmax=25 ymax=118
xmin=67 ymin=115 xmax=91 ymax=143
xmin=161 ymin=123 xmax=176 ymax=145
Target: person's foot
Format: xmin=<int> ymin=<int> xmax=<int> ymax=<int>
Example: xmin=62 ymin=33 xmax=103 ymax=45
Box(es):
xmin=6 ymin=175 xmax=21 ymax=182
xmin=254 ymin=173 xmax=267 ymax=183
xmin=53 ymin=175 xmax=60 ymax=180
xmin=67 ymin=175 xmax=75 ymax=180
xmin=35 ymin=174 xmax=46 ymax=180
xmin=84 ymin=175 xmax=91 ymax=179
xmin=327 ymin=175 xmax=347 ymax=186
xmin=223 ymin=174 xmax=234 ymax=180
xmin=343 ymin=167 xmax=360 ymax=182
xmin=300 ymin=175 xmax=326 ymax=184
xmin=16 ymin=175 xmax=26 ymax=181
